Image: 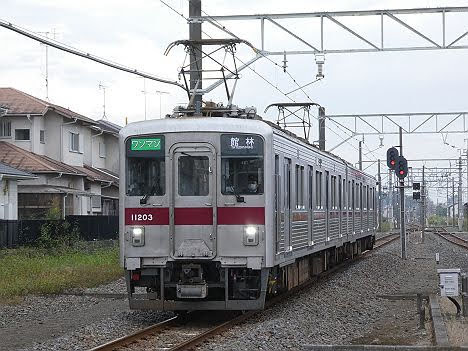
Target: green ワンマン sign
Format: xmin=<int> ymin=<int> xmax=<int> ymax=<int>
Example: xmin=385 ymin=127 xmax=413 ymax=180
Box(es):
xmin=130 ymin=138 xmax=162 ymax=151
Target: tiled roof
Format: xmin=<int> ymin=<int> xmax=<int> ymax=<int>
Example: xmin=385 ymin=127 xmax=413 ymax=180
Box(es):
xmin=0 ymin=162 xmax=35 ymax=179
xmin=0 ymin=141 xmax=85 ymax=175
xmin=76 ymin=165 xmax=118 ymax=184
xmin=0 ymin=87 xmax=96 ymax=124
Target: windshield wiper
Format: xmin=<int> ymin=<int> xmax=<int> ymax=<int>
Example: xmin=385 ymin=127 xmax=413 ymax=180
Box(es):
xmin=140 ymin=185 xmax=156 ymax=205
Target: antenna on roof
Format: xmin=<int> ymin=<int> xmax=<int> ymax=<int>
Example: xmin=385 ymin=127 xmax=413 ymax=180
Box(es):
xmin=36 ymin=28 xmax=59 ymax=101
xmin=98 ymin=82 xmax=107 ymax=120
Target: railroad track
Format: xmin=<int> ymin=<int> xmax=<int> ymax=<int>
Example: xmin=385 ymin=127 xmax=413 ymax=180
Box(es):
xmin=432 ymin=227 xmax=468 ymax=250
xmin=90 ymin=234 xmax=398 ymax=351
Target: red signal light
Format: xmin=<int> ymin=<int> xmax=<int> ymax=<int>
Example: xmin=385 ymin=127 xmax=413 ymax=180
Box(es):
xmin=390 ymin=160 xmax=395 ymax=165
xmin=399 ymin=170 xmax=404 ymax=175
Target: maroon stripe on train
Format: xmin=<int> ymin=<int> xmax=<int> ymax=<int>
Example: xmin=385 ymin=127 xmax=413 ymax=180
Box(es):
xmin=125 ymin=207 xmax=265 ymax=225
xmin=125 ymin=208 xmax=169 ymax=225
xmin=217 ymin=207 xmax=265 ymax=225
xmin=174 ymin=207 xmax=213 ymax=225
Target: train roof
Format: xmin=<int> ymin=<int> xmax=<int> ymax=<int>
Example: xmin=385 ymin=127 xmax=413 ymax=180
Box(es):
xmin=121 ymin=113 xmax=375 ymax=181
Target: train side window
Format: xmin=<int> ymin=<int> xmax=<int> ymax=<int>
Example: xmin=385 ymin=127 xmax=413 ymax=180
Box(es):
xmin=352 ymin=180 xmax=355 ymax=209
xmin=315 ymin=171 xmax=322 ymax=209
xmin=348 ymin=180 xmax=351 ymax=209
xmin=325 ymin=171 xmax=330 ymax=210
xmin=308 ymin=166 xmax=313 ymax=209
xmin=359 ymin=184 xmax=363 ymax=210
xmin=295 ymin=165 xmax=304 ymax=209
xmin=331 ymin=175 xmax=336 ymax=209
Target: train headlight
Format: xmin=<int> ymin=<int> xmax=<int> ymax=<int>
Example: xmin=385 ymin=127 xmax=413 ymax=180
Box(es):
xmin=243 ymin=226 xmax=259 ymax=246
xmin=131 ymin=227 xmax=145 ymax=246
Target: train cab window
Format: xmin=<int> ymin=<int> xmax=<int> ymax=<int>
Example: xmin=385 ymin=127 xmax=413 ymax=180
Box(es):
xmin=221 ymin=157 xmax=264 ymax=195
xmin=126 ymin=157 xmax=165 ymax=196
xmin=179 ymin=156 xmax=210 ymax=196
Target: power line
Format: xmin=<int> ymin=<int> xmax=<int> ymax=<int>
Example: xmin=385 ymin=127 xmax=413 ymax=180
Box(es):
xmin=0 ymin=18 xmax=187 ymax=92
xmin=182 ymin=0 xmax=370 ymax=159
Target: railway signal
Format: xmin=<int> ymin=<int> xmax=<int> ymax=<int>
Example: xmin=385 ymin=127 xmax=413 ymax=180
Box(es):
xmin=386 ymin=147 xmax=399 ymax=169
xmin=395 ymin=156 xmax=408 ymax=179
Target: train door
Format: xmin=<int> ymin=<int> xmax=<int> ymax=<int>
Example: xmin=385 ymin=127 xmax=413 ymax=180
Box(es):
xmin=274 ymin=155 xmax=282 ymax=253
xmin=170 ymin=143 xmax=216 ymax=259
xmin=325 ymin=171 xmax=330 ymax=241
xmin=283 ymin=158 xmax=292 ymax=252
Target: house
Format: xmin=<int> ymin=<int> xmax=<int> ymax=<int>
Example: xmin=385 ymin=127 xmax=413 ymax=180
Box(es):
xmin=0 ymin=88 xmax=120 ymax=218
xmin=0 ymin=162 xmax=35 ymax=220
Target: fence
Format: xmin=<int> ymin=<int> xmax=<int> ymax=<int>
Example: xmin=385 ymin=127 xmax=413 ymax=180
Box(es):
xmin=0 ymin=216 xmax=119 ymax=249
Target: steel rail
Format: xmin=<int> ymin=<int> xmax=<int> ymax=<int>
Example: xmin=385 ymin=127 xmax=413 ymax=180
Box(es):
xmin=88 ymin=316 xmax=179 ymax=351
xmin=434 ymin=228 xmax=468 ymax=250
xmin=89 ymin=234 xmax=397 ymax=351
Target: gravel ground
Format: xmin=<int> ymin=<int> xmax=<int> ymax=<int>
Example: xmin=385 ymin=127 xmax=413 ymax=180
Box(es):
xmin=1 ymin=231 xmax=466 ymax=350
xmin=0 ymin=278 xmax=174 ymax=351
xmin=196 ymin=231 xmax=468 ymax=350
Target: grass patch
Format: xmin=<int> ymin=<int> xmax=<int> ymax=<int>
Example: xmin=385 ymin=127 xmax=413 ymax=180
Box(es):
xmin=0 ymin=245 xmax=123 ymax=302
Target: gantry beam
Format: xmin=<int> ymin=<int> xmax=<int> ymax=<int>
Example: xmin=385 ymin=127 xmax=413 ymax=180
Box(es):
xmin=190 ymin=7 xmax=468 ymax=55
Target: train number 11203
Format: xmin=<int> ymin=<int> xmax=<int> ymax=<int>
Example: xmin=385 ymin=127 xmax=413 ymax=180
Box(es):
xmin=131 ymin=213 xmax=153 ymax=221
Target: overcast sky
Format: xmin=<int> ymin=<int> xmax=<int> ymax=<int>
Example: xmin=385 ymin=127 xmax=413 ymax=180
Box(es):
xmin=2 ymin=0 xmax=468 ymax=201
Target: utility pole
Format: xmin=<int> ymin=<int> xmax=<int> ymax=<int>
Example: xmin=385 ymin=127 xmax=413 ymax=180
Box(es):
xmin=155 ymin=90 xmax=169 ymax=118
xmin=399 ymin=127 xmax=406 ymax=259
xmin=378 ymin=159 xmax=382 ymax=231
xmin=358 ymin=141 xmax=362 ymax=170
xmin=447 ymin=176 xmax=450 ymax=226
xmin=319 ymin=106 xmax=326 ymax=151
xmin=458 ymin=156 xmax=463 ymax=231
xmin=421 ymin=165 xmax=425 ymax=242
xmin=452 ymin=177 xmax=456 ymax=226
xmin=189 ymin=0 xmax=202 ymax=112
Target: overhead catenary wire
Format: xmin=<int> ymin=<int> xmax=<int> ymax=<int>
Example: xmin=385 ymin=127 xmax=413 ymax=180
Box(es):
xmin=179 ymin=0 xmax=374 ymax=160
xmin=0 ymin=19 xmax=187 ymax=92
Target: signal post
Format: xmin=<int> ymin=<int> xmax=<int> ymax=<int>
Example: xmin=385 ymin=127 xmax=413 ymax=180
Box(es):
xmin=387 ymin=127 xmax=408 ymax=259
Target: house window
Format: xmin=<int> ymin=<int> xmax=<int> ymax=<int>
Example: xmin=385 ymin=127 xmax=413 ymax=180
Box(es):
xmin=69 ymin=132 xmax=80 ymax=152
xmin=99 ymin=142 xmax=106 ymax=158
xmin=40 ymin=130 xmax=45 ymax=144
xmin=15 ymin=129 xmax=30 ymax=141
xmin=0 ymin=120 xmax=11 ymax=137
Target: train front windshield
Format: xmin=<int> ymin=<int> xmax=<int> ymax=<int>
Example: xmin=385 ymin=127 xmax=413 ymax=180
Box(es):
xmin=126 ymin=135 xmax=165 ymax=197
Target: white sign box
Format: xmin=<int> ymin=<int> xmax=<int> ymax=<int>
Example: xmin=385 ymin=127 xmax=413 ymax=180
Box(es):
xmin=437 ymin=268 xmax=461 ymax=297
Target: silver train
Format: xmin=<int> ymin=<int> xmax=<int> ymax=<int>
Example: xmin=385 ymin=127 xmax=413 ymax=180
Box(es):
xmin=120 ymin=108 xmax=377 ymax=311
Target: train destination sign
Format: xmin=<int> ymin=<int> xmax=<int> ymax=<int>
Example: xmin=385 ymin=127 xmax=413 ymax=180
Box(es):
xmin=130 ymin=138 xmax=162 ymax=151
xmin=126 ymin=135 xmax=165 ymax=157
xmin=221 ymin=134 xmax=263 ymax=156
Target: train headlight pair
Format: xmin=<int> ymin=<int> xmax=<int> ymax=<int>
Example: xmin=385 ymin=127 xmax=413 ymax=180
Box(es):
xmin=131 ymin=227 xmax=145 ymax=246
xmin=244 ymin=226 xmax=259 ymax=246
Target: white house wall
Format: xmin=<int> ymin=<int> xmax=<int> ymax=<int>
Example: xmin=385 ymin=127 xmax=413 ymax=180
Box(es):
xmin=44 ymin=112 xmax=62 ymax=161
xmin=104 ymin=133 xmax=119 ymax=174
xmin=0 ymin=179 xmax=18 ymax=220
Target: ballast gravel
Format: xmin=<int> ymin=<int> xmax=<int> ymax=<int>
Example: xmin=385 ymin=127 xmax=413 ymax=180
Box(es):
xmin=198 ymin=231 xmax=468 ymax=350
xmin=1 ymin=231 xmax=467 ymax=350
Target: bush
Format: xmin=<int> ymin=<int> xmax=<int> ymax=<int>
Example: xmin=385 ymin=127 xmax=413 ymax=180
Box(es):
xmin=36 ymin=208 xmax=80 ymax=250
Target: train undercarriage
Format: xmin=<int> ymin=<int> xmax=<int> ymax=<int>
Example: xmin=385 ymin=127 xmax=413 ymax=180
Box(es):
xmin=126 ymin=235 xmax=375 ymax=311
